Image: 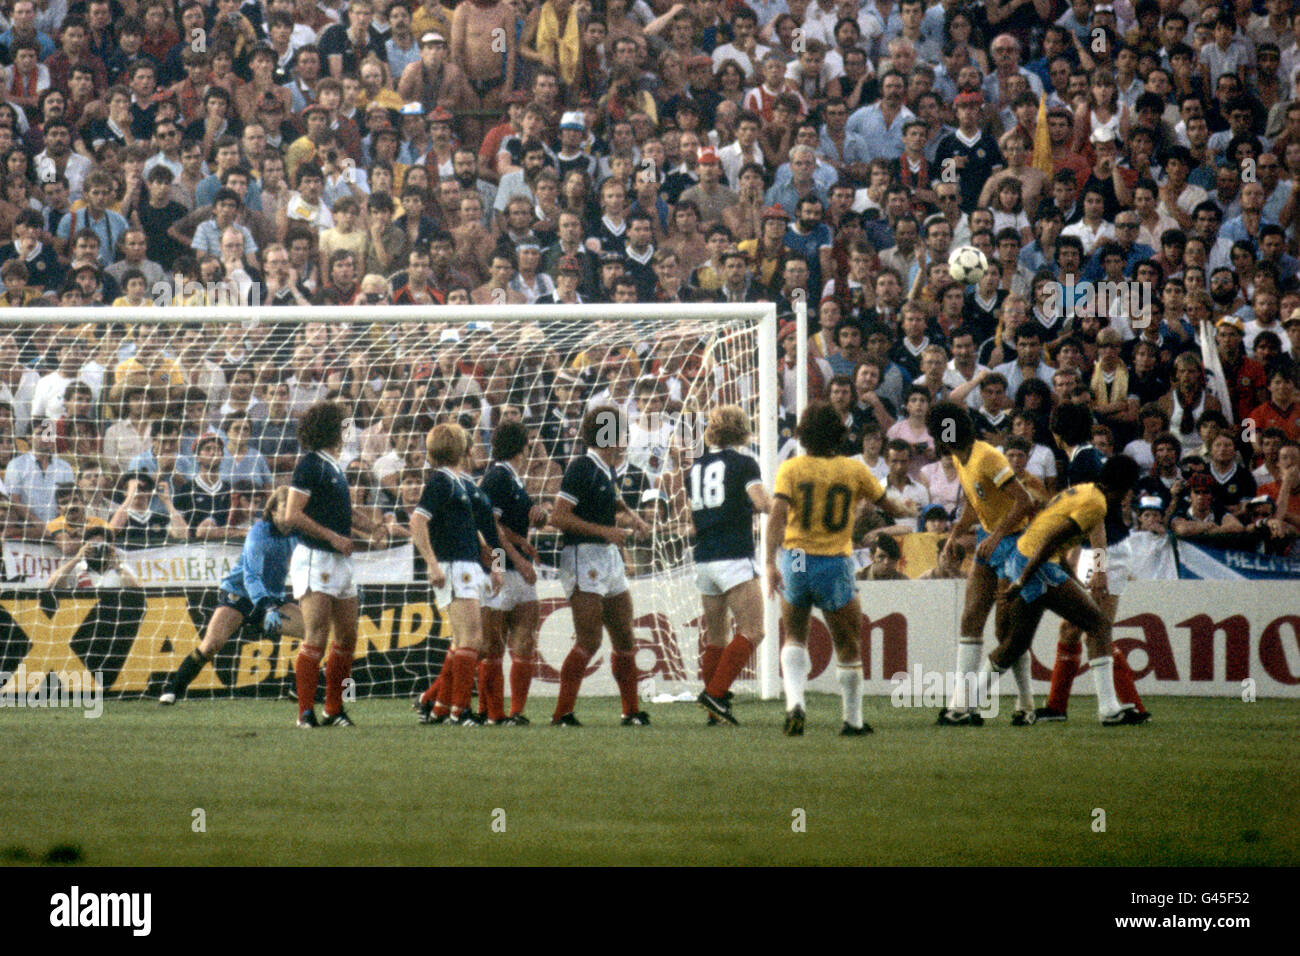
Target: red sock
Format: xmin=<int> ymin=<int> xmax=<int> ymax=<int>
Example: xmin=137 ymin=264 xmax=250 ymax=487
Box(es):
xmin=419 ymin=673 xmax=440 ymax=707
xmin=1046 ymin=640 xmax=1081 ymax=713
xmin=449 ymin=647 xmax=479 ymax=715
xmin=1112 ymin=646 xmax=1145 ymax=712
xmin=295 ymin=645 xmax=322 ymax=717
xmin=509 ymin=653 xmax=534 ymax=716
xmin=552 ymin=646 xmax=591 ymax=720
xmin=706 ymin=633 xmax=754 ymax=699
xmin=611 ymin=649 xmax=640 ymax=717
xmin=701 ymin=644 xmax=724 ymax=685
xmin=479 ymin=654 xmax=506 ymax=721
xmin=324 ymin=645 xmax=354 ymax=715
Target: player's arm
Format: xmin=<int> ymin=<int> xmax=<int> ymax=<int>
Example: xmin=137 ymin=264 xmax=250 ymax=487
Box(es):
xmin=942 ymin=489 xmax=979 ymax=561
xmin=1083 ymin=514 xmax=1109 ymax=595
xmin=1006 ymin=518 xmax=1082 ymax=601
xmin=746 ymin=481 xmax=772 ymax=514
xmin=980 ymin=475 xmax=1035 ymax=559
xmin=614 ymin=496 xmax=652 ymax=539
xmin=285 ymin=488 xmax=354 ymax=556
xmin=764 ymin=493 xmax=790 ymax=598
xmin=241 ymin=523 xmax=275 ymax=610
xmin=408 ymin=509 xmax=446 ymax=589
xmin=550 ymin=495 xmax=626 ymax=544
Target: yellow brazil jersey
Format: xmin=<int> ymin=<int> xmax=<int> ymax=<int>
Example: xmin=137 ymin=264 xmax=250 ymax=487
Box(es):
xmin=954 ymin=440 xmax=1029 ymax=535
xmin=775 ymin=454 xmax=884 ymax=556
xmin=1016 ymin=483 xmax=1107 ymax=562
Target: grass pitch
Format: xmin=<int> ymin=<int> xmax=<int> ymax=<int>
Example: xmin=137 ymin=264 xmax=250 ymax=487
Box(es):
xmin=2 ymin=695 xmax=1296 ymax=866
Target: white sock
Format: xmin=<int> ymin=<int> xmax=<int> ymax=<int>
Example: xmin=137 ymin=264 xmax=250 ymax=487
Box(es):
xmin=948 ymin=640 xmax=983 ymax=710
xmin=977 ymin=658 xmax=1004 ymax=710
xmin=1090 ymin=656 xmax=1122 ymax=717
xmin=781 ymin=643 xmax=810 ymax=711
xmin=837 ymin=664 xmax=863 ymax=728
xmin=1010 ymin=653 xmax=1034 ymax=711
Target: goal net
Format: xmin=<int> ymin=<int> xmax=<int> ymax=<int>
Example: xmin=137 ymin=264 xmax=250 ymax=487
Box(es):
xmin=0 ymin=304 xmax=778 ymax=705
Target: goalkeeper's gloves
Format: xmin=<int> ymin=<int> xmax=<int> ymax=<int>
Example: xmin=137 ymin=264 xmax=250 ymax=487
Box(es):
xmin=264 ymin=607 xmax=284 ymax=638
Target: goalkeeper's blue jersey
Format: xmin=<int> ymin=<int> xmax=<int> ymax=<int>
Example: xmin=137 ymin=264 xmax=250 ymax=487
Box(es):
xmin=220 ymin=520 xmax=294 ymax=608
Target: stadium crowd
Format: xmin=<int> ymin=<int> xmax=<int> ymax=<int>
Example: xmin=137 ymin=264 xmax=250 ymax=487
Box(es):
xmin=0 ymin=0 xmax=1297 ymax=576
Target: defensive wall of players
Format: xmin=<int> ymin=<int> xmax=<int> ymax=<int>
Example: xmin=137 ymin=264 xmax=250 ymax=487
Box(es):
xmin=2 ymin=576 xmax=1296 ymax=702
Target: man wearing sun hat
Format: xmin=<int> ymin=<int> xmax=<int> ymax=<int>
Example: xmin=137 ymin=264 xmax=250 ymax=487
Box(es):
xmin=397 ymin=31 xmax=472 ymax=123
xmin=1214 ymin=314 xmax=1268 ymax=422
xmin=555 ymin=111 xmax=596 ymax=178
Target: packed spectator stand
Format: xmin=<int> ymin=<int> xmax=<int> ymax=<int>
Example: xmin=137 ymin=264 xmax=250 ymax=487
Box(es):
xmin=0 ymin=0 xmax=1297 ymax=574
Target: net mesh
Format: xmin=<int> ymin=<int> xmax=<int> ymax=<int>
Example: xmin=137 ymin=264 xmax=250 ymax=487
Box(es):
xmin=0 ymin=308 xmax=769 ymax=702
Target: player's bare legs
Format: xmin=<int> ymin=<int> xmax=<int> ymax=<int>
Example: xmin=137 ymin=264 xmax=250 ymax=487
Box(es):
xmin=945 ymin=562 xmax=997 ymax=719
xmin=479 ymin=607 xmax=508 ymax=723
xmin=552 ymin=590 xmax=605 ymax=723
xmin=825 ymin=597 xmax=868 ymax=734
xmin=295 ymin=591 xmax=333 ymax=720
xmin=445 ymin=597 xmax=485 ymax=722
xmin=700 ymin=592 xmax=731 ymax=688
xmin=999 ymin=580 xmax=1130 ymax=723
xmin=1047 ymin=593 xmax=1144 ymax=719
xmin=778 ymin=598 xmax=813 ymax=729
xmin=602 ymin=591 xmax=644 ymax=722
xmin=702 ymin=579 xmax=765 ymax=711
xmin=164 ymin=603 xmax=303 ymax=704
xmin=505 ymin=601 xmax=539 ymax=719
xmin=322 ymin=596 xmax=359 ymax=721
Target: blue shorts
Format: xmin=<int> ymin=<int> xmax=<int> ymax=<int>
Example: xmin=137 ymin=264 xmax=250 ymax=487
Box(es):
xmin=218 ymin=589 xmax=265 ymax=627
xmin=1002 ymin=549 xmax=1072 ymax=605
xmin=780 ymin=550 xmax=857 ymax=612
xmin=974 ymin=527 xmax=1021 ymax=572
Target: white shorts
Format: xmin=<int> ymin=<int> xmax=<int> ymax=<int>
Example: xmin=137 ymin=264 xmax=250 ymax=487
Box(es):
xmin=695 ymin=557 xmax=760 ymax=596
xmin=434 ymin=560 xmax=489 ymax=607
xmin=1074 ymin=543 xmax=1131 ymax=597
xmin=290 ymin=544 xmax=357 ymax=601
xmin=559 ymin=543 xmax=629 ymax=599
xmin=482 ymin=569 xmax=538 ymax=611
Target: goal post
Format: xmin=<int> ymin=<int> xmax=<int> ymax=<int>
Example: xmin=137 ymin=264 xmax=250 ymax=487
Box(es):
xmin=0 ymin=302 xmax=782 ymax=702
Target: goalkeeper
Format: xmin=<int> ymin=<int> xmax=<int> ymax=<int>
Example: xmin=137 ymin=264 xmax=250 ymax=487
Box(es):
xmin=160 ymin=486 xmax=303 ymax=705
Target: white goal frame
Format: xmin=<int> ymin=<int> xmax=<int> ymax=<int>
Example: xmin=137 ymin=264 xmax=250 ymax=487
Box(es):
xmin=0 ymin=303 xmax=782 ymax=699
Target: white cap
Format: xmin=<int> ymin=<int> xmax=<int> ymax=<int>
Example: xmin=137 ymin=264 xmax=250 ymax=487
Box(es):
xmin=560 ymin=110 xmax=586 ymax=131
xmin=1090 ymin=126 xmax=1117 ymax=144
xmin=439 ymin=329 xmax=461 ymax=344
xmin=1137 ymin=496 xmax=1163 ymax=512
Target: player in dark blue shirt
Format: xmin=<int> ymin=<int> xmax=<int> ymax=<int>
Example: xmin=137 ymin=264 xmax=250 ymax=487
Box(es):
xmin=1041 ymin=403 xmax=1149 ymax=723
xmin=476 ymin=421 xmax=549 ymax=725
xmin=549 ymin=405 xmax=652 ymax=727
xmin=690 ymin=406 xmax=772 ymax=726
xmin=410 ymin=423 xmax=503 ymax=726
xmin=160 ymin=487 xmax=301 ymax=705
xmin=284 ymin=400 xmax=382 ymax=729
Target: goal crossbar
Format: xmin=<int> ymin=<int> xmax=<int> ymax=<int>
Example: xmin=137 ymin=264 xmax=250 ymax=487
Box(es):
xmin=0 ymin=302 xmax=783 ymax=699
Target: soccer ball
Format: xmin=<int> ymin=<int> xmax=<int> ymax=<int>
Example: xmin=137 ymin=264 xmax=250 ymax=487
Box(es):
xmin=948 ymin=245 xmax=988 ymax=285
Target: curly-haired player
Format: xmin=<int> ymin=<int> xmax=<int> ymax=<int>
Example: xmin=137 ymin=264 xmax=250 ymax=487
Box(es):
xmin=766 ymin=401 xmax=916 ymax=736
xmin=477 ymin=421 xmax=549 ymax=725
xmin=549 ymin=405 xmax=652 ymax=726
xmin=286 ymin=400 xmax=384 ymax=728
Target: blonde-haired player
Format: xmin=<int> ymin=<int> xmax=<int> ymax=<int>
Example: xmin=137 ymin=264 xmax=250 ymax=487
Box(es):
xmin=410 ymin=424 xmax=503 ymax=726
xmin=692 ymin=405 xmax=771 ymax=726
